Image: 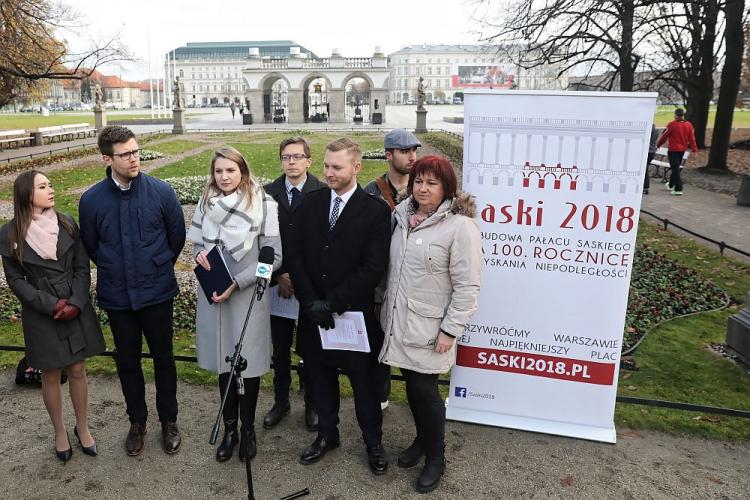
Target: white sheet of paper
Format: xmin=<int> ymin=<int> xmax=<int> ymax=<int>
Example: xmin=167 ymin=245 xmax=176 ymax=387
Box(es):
xmin=318 ymin=311 xmax=370 ymax=353
xmin=269 ymin=286 xmax=299 ymax=320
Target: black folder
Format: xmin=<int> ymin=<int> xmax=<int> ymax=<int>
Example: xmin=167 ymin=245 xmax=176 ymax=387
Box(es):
xmin=194 ymin=246 xmax=233 ymax=304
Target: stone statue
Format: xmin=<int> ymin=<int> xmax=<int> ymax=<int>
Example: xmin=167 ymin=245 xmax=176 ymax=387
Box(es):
xmin=173 ymin=76 xmax=185 ymax=109
xmin=417 ymin=76 xmax=426 ymax=110
xmin=94 ymin=84 xmax=103 ymax=110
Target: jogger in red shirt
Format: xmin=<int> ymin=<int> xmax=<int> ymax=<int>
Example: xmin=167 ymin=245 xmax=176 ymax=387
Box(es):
xmin=656 ymin=108 xmax=698 ymax=195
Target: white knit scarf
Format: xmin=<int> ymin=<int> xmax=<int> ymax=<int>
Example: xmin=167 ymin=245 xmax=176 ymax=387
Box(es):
xmin=188 ymin=186 xmax=278 ymax=262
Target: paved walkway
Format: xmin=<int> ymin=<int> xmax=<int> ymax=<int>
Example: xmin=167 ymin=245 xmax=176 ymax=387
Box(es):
xmin=640 ymin=182 xmax=750 ymax=262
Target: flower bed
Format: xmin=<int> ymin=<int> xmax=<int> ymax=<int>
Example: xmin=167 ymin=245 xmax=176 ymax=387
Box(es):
xmin=362 ymin=149 xmax=387 ymax=160
xmin=138 ymin=149 xmax=164 ymax=161
xmin=623 ymin=246 xmax=729 ymax=351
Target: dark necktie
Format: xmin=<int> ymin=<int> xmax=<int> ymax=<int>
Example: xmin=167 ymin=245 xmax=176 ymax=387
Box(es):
xmin=329 ymin=196 xmax=342 ymax=229
xmin=290 ymin=187 xmax=301 ymax=208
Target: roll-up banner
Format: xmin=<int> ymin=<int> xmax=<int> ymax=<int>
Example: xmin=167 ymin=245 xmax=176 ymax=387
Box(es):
xmin=447 ymin=90 xmax=658 ymax=443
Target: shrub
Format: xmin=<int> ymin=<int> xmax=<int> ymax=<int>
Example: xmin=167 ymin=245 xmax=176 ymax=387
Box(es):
xmin=164 ymin=176 xmax=208 ymax=204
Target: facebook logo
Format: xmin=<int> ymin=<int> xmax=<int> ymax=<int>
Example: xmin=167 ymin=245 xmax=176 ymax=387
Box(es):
xmin=454 ymin=387 xmax=467 ymax=398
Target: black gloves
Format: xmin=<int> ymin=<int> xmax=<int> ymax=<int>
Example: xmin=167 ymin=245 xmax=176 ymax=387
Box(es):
xmin=305 ymin=300 xmax=335 ymax=330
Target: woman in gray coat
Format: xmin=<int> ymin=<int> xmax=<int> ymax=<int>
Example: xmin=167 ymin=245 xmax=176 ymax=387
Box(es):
xmin=188 ymin=146 xmax=281 ymax=463
xmin=379 ymin=156 xmax=481 ymax=493
xmin=0 ymin=170 xmax=105 ymax=462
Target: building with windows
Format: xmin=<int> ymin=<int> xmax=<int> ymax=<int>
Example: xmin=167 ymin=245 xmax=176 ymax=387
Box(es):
xmin=167 ymin=40 xmax=319 ymax=107
xmin=387 ymin=44 xmax=568 ymax=104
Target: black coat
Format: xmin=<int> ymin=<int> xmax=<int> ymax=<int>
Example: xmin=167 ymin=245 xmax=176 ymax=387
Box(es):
xmin=0 ymin=216 xmax=106 ymax=369
xmin=263 ymin=173 xmax=327 ymax=280
xmin=287 ymin=185 xmax=390 ymax=370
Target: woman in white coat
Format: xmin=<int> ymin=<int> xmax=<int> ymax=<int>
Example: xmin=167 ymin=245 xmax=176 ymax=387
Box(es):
xmin=188 ymin=146 xmax=281 ymax=463
xmin=379 ymin=155 xmax=481 ymax=493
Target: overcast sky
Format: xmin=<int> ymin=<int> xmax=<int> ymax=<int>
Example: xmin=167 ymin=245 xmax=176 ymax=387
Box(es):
xmin=60 ymin=0 xmax=490 ymax=80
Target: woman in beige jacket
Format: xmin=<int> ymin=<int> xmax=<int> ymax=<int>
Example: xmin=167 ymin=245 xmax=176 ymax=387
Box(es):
xmin=379 ymin=155 xmax=481 ymax=493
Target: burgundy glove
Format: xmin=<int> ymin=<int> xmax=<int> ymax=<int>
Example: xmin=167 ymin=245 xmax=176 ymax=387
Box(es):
xmin=55 ymin=304 xmax=80 ymax=321
xmin=53 ymin=299 xmax=69 ymax=319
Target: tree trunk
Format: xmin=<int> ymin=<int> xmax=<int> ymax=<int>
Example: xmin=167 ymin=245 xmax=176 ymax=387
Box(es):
xmin=706 ymin=0 xmax=745 ymax=170
xmin=686 ymin=0 xmax=719 ymax=148
xmin=619 ymin=0 xmax=636 ymax=91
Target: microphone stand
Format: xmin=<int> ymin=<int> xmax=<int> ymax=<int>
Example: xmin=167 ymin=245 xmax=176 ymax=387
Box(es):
xmin=209 ymin=278 xmax=310 ymax=500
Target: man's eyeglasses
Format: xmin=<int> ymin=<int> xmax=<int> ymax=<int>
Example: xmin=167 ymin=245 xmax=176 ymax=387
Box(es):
xmin=280 ymin=154 xmax=309 ymax=162
xmin=111 ymin=149 xmax=140 ymax=160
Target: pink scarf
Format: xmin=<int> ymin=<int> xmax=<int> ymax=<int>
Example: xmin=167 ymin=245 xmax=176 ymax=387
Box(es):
xmin=26 ymin=209 xmax=59 ymax=260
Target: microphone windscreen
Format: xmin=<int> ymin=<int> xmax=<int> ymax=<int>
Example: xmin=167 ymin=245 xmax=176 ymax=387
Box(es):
xmin=259 ymin=246 xmax=275 ymax=265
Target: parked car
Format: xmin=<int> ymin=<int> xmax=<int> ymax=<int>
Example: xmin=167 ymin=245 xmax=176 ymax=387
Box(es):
xmin=453 ymin=96 xmax=463 ymax=104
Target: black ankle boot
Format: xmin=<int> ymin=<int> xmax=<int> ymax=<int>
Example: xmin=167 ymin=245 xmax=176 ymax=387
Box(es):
xmin=239 ymin=428 xmax=256 ymax=462
xmin=215 ymin=419 xmax=239 ymax=463
xmin=397 ymin=438 xmax=424 ymax=468
xmin=416 ymin=456 xmax=446 ymax=493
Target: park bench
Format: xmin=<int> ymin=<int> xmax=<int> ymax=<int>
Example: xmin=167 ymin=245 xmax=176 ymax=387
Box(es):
xmin=32 ymin=123 xmax=96 ymax=146
xmin=649 ymin=147 xmax=691 ymax=182
xmin=0 ymin=129 xmax=33 ymax=150
xmin=61 ymin=123 xmax=96 ymax=139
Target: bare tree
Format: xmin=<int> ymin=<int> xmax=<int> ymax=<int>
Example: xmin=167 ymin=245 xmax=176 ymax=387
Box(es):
xmin=0 ymin=0 xmax=130 ymax=107
xmin=641 ymin=1 xmax=721 ymax=148
xmin=476 ymin=0 xmax=662 ymax=91
xmin=707 ymin=0 xmax=746 ymax=170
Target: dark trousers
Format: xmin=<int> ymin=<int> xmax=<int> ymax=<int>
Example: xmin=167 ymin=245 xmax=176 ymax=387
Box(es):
xmin=644 ymin=152 xmax=655 ymax=190
xmin=270 ymin=315 xmax=313 ymax=407
xmin=306 ymin=361 xmax=382 ymax=449
xmin=668 ymin=151 xmax=685 ymax=192
xmin=375 ymin=362 xmax=391 ymax=403
xmin=218 ymin=372 xmax=259 ymax=433
xmin=107 ymin=299 xmax=177 ymax=424
xmin=401 ymin=368 xmax=445 ymax=459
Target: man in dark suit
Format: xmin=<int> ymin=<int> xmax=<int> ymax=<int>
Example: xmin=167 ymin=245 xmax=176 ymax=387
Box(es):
xmin=288 ymin=137 xmax=391 ymax=475
xmin=262 ymin=136 xmax=327 ymax=432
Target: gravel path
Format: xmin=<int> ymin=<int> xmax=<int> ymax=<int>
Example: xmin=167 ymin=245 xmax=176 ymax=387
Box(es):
xmin=1 ymin=370 xmax=748 ymax=499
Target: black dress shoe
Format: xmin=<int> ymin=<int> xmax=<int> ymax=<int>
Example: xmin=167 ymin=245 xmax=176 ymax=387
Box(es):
xmin=74 ymin=426 xmax=98 ymax=457
xmin=55 ymin=433 xmax=73 ymax=463
xmin=367 ymin=444 xmax=389 ymax=475
xmin=304 ymin=406 xmax=319 ymax=432
xmin=299 ymin=435 xmax=340 ymax=465
xmin=416 ymin=457 xmax=446 ymax=493
xmin=263 ymin=403 xmax=290 ymax=429
xmin=397 ymin=439 xmax=424 ymax=468
xmin=215 ymin=420 xmax=238 ymax=463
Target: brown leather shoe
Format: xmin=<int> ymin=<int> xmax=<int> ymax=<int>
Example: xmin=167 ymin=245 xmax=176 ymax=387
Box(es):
xmin=125 ymin=423 xmax=146 ymax=456
xmin=161 ymin=421 xmax=181 ymax=454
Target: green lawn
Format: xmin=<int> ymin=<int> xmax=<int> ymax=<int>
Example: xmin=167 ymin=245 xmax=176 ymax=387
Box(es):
xmin=148 ymin=139 xmax=206 ymax=156
xmin=0 ymin=113 xmax=158 ymax=130
xmin=150 ymin=132 xmax=389 ymax=185
xmin=654 ymin=106 xmax=750 ymax=128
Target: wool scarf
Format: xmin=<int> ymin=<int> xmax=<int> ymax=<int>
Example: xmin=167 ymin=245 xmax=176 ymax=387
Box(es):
xmin=26 ymin=208 xmax=59 ymax=260
xmin=188 ymin=186 xmax=278 ymax=261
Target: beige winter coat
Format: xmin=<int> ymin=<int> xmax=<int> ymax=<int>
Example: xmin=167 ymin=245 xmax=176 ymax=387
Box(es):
xmin=379 ymin=193 xmax=481 ymax=374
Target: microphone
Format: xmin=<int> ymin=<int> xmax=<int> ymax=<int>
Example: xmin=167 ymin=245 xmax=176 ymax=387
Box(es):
xmin=255 ymin=246 xmax=275 ymax=300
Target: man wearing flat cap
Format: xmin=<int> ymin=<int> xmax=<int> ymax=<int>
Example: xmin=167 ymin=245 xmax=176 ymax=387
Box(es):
xmin=364 ymin=129 xmax=422 ymax=411
xmin=364 ymin=129 xmax=422 ymax=209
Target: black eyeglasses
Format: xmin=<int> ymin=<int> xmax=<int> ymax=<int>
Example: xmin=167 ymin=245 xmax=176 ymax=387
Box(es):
xmin=280 ymin=154 xmax=309 ymax=162
xmin=111 ymin=149 xmax=140 ymax=160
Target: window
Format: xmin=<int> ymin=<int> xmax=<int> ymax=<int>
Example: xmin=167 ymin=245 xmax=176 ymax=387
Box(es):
xmin=427 ymin=67 xmax=432 ymax=75
xmin=445 ymin=79 xmax=450 ymax=87
xmin=179 ymin=69 xmax=184 ymax=77
xmin=436 ymin=67 xmax=441 ymax=75
xmin=428 ymin=58 xmax=432 ymax=63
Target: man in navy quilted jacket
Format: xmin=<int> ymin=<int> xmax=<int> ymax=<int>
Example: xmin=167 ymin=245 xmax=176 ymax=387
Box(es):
xmin=79 ymin=126 xmax=186 ymax=457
